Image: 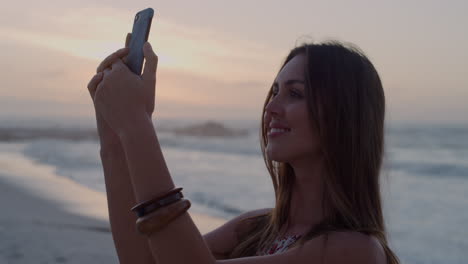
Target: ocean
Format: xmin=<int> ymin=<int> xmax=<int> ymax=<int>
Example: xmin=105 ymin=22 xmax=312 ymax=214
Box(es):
xmin=0 ymin=117 xmax=467 ymax=264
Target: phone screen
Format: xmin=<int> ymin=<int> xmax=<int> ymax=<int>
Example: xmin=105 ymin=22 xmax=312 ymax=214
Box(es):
xmin=126 ymin=8 xmax=154 ymax=75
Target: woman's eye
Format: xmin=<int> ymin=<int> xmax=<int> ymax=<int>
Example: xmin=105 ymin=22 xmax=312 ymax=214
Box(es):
xmin=290 ymin=90 xmax=302 ymax=98
xmin=271 ymin=88 xmax=302 ymax=98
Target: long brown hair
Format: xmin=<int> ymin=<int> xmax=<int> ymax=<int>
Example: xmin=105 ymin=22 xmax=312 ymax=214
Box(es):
xmin=228 ymin=41 xmax=399 ymax=264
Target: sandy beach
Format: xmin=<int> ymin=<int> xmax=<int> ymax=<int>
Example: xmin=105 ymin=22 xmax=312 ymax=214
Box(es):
xmin=0 ymin=147 xmax=227 ymax=263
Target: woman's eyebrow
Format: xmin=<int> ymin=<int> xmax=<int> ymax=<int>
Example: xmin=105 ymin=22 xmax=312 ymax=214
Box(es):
xmin=272 ymin=79 xmax=305 ymax=87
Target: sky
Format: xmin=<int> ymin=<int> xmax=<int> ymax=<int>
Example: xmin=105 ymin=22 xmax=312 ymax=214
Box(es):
xmin=0 ymin=0 xmax=467 ymax=125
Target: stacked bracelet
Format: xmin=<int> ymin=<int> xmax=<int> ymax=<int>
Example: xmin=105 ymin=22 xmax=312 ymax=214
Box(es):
xmin=131 ymin=187 xmax=184 ymax=217
xmin=136 ymin=198 xmax=191 ymax=235
xmin=131 ymin=187 xmax=191 ymax=236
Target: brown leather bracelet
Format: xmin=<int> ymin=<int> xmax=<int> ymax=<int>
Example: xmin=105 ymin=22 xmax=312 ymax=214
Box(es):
xmin=136 ymin=199 xmax=191 ymax=236
xmin=131 ymin=187 xmax=183 ymax=213
xmin=134 ymin=192 xmax=184 ymax=217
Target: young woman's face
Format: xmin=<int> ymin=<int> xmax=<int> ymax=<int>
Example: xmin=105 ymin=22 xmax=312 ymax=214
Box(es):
xmin=264 ymin=54 xmax=321 ymax=163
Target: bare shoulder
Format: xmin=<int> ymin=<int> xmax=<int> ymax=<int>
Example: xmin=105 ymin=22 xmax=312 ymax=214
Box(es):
xmin=322 ymin=231 xmax=387 ymax=264
xmin=203 ymin=208 xmax=272 ymax=259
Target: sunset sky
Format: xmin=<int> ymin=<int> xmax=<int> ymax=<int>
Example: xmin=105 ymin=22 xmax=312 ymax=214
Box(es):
xmin=0 ymin=0 xmax=467 ymax=124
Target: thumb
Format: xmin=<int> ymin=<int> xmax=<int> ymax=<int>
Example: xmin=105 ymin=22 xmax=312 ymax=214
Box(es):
xmin=142 ymin=42 xmax=158 ymax=83
xmin=87 ymin=72 xmax=104 ymax=99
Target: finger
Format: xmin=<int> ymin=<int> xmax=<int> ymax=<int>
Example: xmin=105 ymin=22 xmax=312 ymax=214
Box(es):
xmin=97 ymin=47 xmax=129 ymax=73
xmin=96 ymin=48 xmax=130 ymax=73
xmin=94 ymin=81 xmax=105 ymax=103
xmin=142 ymin=42 xmax=158 ymax=82
xmin=87 ymin=72 xmax=104 ymax=97
xmin=102 ymin=68 xmax=112 ymax=79
xmin=111 ymin=58 xmax=129 ymax=72
xmin=125 ymin=33 xmax=132 ymax=48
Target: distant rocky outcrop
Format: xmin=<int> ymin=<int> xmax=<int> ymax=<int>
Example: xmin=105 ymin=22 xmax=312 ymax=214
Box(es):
xmin=171 ymin=121 xmax=248 ymax=138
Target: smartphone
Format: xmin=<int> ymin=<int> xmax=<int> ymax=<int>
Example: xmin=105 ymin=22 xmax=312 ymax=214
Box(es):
xmin=126 ymin=8 xmax=154 ymax=75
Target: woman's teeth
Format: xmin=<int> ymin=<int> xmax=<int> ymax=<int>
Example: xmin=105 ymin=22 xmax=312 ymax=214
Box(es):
xmin=270 ymin=128 xmax=290 ymax=133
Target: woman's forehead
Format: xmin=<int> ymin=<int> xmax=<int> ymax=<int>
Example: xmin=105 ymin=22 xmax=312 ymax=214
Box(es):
xmin=275 ymin=54 xmax=306 ymax=84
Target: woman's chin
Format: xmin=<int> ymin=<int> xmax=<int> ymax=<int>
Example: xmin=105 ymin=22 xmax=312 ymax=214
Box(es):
xmin=266 ymin=148 xmax=289 ymax=163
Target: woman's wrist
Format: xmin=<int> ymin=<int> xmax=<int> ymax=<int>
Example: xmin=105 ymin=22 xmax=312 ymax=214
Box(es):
xmin=118 ymin=113 xmax=154 ymax=142
xmin=100 ymin=141 xmax=125 ymax=158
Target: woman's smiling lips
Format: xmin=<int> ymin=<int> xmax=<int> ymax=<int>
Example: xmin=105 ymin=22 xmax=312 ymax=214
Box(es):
xmin=268 ymin=123 xmax=291 ymax=138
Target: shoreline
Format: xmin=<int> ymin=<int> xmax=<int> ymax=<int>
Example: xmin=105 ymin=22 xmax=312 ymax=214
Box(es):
xmin=0 ymin=176 xmax=118 ymax=263
xmin=0 ymin=148 xmax=227 ymax=263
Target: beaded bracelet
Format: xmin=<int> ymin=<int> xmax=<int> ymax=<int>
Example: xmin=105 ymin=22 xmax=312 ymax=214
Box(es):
xmin=136 ymin=198 xmax=191 ymax=236
xmin=131 ymin=187 xmax=184 ymax=217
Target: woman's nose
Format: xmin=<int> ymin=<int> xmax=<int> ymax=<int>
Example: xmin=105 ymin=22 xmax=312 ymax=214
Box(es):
xmin=264 ymin=94 xmax=284 ymax=119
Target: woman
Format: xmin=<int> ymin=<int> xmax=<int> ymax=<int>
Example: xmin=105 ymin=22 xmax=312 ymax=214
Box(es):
xmin=87 ymin=33 xmax=399 ymax=263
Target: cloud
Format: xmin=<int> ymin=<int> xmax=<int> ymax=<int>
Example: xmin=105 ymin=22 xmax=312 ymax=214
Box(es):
xmin=0 ymin=37 xmax=269 ymax=122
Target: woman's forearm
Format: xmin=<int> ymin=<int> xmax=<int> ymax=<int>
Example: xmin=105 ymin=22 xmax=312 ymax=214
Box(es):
xmin=119 ymin=114 xmax=216 ymax=264
xmin=100 ymin=143 xmax=157 ymax=264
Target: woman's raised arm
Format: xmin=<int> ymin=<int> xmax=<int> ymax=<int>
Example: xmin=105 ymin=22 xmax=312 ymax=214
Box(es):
xmin=91 ymin=39 xmax=216 ymax=263
xmin=88 ymin=41 xmax=156 ymax=263
xmin=118 ymin=113 xmax=216 ymax=264
xmin=100 ymin=144 xmax=157 ymax=264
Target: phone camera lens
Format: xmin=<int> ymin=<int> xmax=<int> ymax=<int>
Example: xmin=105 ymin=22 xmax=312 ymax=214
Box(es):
xmin=135 ymin=14 xmax=140 ymax=21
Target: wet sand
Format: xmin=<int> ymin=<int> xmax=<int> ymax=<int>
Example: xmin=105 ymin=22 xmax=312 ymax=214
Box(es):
xmin=0 ymin=150 xmax=227 ymax=263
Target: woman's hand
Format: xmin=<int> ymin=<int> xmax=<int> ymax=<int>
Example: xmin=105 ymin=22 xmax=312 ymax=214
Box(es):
xmin=93 ymin=42 xmax=157 ymax=137
xmin=87 ymin=33 xmax=132 ymax=150
xmin=87 ymin=48 xmax=129 ymax=150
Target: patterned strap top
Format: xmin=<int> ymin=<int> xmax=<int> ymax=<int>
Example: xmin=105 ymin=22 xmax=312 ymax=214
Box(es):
xmin=257 ymin=235 xmax=302 ymax=256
